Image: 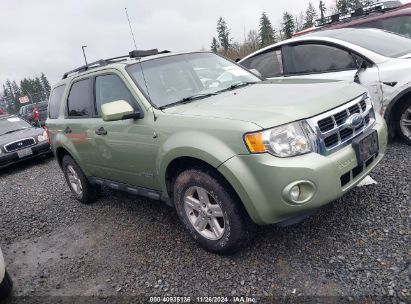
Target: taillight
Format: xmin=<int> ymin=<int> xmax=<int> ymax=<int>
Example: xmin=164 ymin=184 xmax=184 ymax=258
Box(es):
xmin=33 ymin=109 xmax=39 ymax=120
xmin=44 ymin=126 xmax=51 ymax=144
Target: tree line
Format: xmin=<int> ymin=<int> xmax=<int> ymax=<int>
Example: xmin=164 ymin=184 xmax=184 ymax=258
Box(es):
xmin=210 ymin=0 xmax=377 ymax=60
xmin=0 ymin=73 xmax=51 ymax=114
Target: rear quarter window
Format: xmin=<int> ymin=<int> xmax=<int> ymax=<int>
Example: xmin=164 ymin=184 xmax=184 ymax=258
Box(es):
xmin=48 ymin=85 xmax=66 ymax=119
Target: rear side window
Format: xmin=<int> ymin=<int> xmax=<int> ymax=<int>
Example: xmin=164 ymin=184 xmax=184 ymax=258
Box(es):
xmin=284 ymin=44 xmax=357 ymax=75
xmin=241 ymin=49 xmax=283 ymax=78
xmin=49 ymin=86 xmax=66 ymax=119
xmin=95 ymin=74 xmax=137 ymax=116
xmin=67 ymin=79 xmax=92 ymax=117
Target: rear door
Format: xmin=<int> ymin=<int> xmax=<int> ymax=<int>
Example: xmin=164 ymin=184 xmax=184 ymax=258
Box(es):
xmin=63 ymin=77 xmax=96 ymax=172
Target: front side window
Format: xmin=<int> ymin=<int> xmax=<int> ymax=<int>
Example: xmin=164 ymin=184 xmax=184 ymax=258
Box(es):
xmin=67 ymin=79 xmax=91 ymax=117
xmin=95 ymin=74 xmax=137 ymax=116
xmin=284 ymin=44 xmax=357 ymax=75
xmin=241 ymin=49 xmax=283 ymax=78
xmin=48 ymin=85 xmax=66 ymax=119
xmin=127 ymin=53 xmax=260 ymax=108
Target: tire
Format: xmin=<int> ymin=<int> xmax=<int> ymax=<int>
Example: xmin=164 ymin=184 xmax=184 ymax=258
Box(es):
xmin=62 ymin=155 xmax=99 ymax=204
xmin=173 ymin=168 xmax=256 ymax=254
xmin=395 ymin=98 xmax=411 ymax=145
xmin=0 ymin=270 xmax=13 ymax=298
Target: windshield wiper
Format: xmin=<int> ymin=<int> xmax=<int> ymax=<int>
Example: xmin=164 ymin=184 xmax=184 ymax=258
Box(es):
xmin=1 ymin=128 xmax=27 ymax=135
xmin=217 ymin=81 xmax=257 ymax=93
xmin=159 ymin=92 xmax=218 ymax=109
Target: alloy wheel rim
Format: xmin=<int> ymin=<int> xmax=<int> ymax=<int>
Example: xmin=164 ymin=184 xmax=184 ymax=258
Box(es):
xmin=66 ymin=165 xmax=83 ymax=195
xmin=400 ymin=105 xmax=411 ymax=139
xmin=183 ymin=186 xmax=225 ymax=241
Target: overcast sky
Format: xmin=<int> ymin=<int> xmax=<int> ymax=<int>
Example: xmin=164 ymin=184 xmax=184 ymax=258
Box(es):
xmin=0 ymin=0 xmax=408 ymax=87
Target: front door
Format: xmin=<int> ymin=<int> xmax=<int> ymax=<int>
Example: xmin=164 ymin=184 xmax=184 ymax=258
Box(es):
xmin=86 ymin=73 xmax=160 ymax=190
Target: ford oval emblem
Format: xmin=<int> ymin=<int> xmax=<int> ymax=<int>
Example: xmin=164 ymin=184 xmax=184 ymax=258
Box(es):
xmin=346 ymin=113 xmax=363 ymax=129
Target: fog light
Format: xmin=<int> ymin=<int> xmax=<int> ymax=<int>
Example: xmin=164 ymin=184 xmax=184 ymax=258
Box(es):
xmin=282 ymin=180 xmax=316 ymax=205
xmin=289 ymin=185 xmax=300 ymax=201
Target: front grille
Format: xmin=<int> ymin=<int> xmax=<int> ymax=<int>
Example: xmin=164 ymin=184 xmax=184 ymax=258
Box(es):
xmin=4 ymin=137 xmax=36 ymax=152
xmin=307 ymin=94 xmax=376 ymax=155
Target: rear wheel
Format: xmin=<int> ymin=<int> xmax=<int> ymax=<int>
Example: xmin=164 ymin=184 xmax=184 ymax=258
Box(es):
xmin=173 ymin=168 xmax=256 ymax=254
xmin=62 ymin=155 xmax=99 ymax=204
xmin=0 ymin=270 xmax=13 ymax=298
xmin=396 ymin=98 xmax=411 ymax=145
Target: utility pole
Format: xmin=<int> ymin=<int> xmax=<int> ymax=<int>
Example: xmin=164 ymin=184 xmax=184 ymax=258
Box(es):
xmin=82 ymin=45 xmax=88 ymax=65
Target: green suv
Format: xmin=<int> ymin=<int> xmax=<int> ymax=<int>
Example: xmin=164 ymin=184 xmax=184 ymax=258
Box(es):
xmin=46 ymin=50 xmax=387 ymax=254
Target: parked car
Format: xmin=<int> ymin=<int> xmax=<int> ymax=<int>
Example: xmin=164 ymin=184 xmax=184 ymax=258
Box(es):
xmin=0 ymin=116 xmax=51 ymax=168
xmin=47 ymin=50 xmax=387 ymax=254
xmin=239 ymin=28 xmax=411 ymax=145
xmin=294 ymin=1 xmax=411 ymax=38
xmin=18 ymin=101 xmax=48 ymax=126
xmin=0 ymin=247 xmax=12 ymax=298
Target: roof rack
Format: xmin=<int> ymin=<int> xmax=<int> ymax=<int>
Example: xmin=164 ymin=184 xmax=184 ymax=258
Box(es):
xmin=316 ymin=1 xmax=402 ymax=27
xmin=62 ymin=49 xmax=171 ymax=79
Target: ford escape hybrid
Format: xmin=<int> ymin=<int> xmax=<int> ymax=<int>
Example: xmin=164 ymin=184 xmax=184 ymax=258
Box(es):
xmin=46 ymin=50 xmax=387 ymax=254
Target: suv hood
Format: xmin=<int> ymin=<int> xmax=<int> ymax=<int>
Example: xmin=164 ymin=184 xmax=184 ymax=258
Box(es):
xmin=162 ymin=79 xmax=366 ymax=129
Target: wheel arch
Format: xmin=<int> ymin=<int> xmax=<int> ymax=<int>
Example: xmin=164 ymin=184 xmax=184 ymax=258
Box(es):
xmin=384 ymin=87 xmax=411 ymax=138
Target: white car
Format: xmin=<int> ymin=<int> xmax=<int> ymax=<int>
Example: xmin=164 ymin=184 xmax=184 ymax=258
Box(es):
xmin=0 ymin=247 xmax=12 ymax=298
xmin=239 ymin=28 xmax=411 ymax=144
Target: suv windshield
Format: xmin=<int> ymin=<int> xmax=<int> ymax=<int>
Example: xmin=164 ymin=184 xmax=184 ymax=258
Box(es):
xmin=0 ymin=117 xmax=31 ymax=135
xmin=330 ymin=29 xmax=411 ymax=57
xmin=127 ymin=52 xmax=260 ymax=108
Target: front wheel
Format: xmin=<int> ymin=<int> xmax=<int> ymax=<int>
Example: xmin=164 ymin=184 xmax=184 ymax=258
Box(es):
xmin=0 ymin=270 xmax=13 ymax=298
xmin=396 ymin=98 xmax=411 ymax=145
xmin=173 ymin=168 xmax=256 ymax=254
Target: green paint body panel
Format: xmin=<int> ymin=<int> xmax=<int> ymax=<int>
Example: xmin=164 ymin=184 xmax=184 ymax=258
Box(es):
xmin=48 ymin=62 xmax=388 ymax=225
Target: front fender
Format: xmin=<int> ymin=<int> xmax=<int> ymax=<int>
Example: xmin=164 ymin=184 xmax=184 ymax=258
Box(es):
xmin=157 ymin=131 xmax=243 ymax=197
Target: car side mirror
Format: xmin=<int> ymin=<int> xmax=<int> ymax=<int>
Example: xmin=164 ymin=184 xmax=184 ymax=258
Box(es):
xmin=249 ymin=69 xmax=262 ymax=77
xmin=101 ymin=100 xmax=142 ymax=121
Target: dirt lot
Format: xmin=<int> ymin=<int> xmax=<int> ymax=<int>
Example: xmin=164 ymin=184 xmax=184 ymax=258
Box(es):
xmin=0 ymin=143 xmax=410 ymax=302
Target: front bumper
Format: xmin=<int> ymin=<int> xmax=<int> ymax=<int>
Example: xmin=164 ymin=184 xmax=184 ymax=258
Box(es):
xmin=218 ymin=114 xmax=388 ymax=225
xmin=0 ymin=141 xmax=52 ymax=169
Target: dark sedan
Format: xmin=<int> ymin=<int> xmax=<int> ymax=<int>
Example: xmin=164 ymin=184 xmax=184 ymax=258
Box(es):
xmin=0 ymin=116 xmax=51 ymax=168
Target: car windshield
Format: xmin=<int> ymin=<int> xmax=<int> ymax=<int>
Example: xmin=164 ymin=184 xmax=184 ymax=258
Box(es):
xmin=0 ymin=117 xmax=31 ymax=135
xmin=127 ymin=52 xmax=261 ymax=108
xmin=332 ymin=29 xmax=411 ymax=57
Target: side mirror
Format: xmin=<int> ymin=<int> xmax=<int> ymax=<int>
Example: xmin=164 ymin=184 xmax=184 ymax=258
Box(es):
xmin=101 ymin=100 xmax=141 ymax=121
xmin=249 ymin=68 xmax=262 ymax=77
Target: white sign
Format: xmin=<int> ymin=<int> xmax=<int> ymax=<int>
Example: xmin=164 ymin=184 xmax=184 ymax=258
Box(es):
xmin=19 ymin=96 xmax=30 ymax=104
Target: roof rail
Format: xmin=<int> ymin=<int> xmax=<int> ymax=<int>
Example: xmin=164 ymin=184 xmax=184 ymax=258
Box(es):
xmin=62 ymin=49 xmax=171 ymax=79
xmin=316 ymin=0 xmax=402 ymax=27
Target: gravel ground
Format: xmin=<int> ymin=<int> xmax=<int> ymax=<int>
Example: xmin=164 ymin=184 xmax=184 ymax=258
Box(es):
xmin=0 ymin=143 xmax=409 ymax=303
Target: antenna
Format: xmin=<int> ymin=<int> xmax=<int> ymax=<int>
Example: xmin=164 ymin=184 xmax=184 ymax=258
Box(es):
xmin=125 ymin=8 xmax=138 ymax=50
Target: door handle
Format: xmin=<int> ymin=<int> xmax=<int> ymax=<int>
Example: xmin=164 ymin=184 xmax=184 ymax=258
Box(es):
xmin=95 ymin=127 xmax=108 ymax=136
xmin=64 ymin=127 xmax=72 ymax=134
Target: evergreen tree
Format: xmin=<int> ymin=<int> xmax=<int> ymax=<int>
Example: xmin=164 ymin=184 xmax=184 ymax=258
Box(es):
xmin=211 ymin=37 xmax=219 ymax=53
xmin=304 ymin=2 xmax=318 ymax=29
xmin=282 ymin=12 xmax=295 ymax=39
xmin=336 ymin=0 xmax=350 ymax=13
xmin=258 ymin=12 xmax=276 ymax=47
xmin=40 ymin=73 xmax=51 ymax=98
xmin=216 ymin=17 xmax=231 ymax=53
xmin=319 ymin=0 xmax=327 ymax=22
xmin=295 ymin=12 xmax=305 ymax=32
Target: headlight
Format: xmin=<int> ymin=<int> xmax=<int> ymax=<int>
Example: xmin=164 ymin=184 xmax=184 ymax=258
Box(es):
xmin=244 ymin=121 xmax=318 ymax=157
xmin=37 ymin=130 xmax=48 ymax=142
